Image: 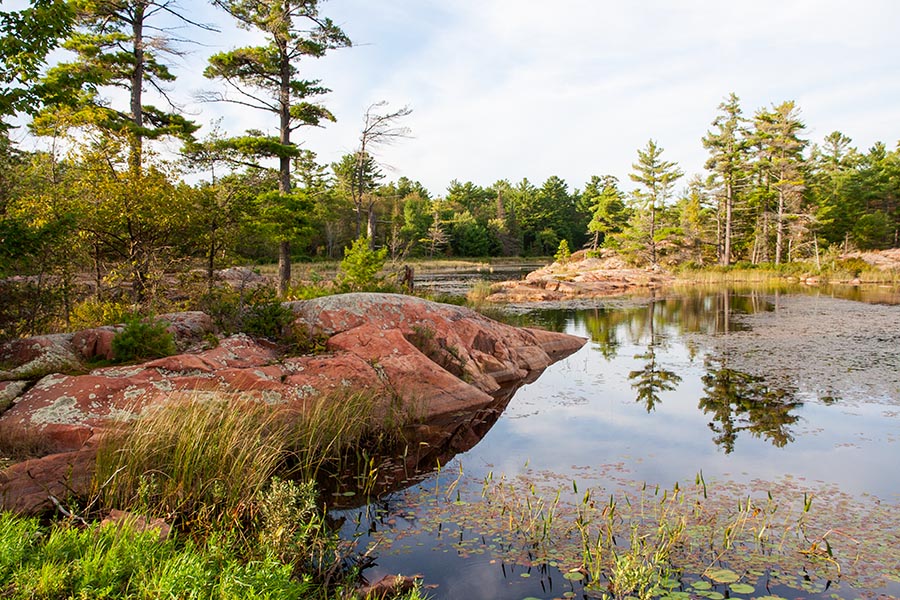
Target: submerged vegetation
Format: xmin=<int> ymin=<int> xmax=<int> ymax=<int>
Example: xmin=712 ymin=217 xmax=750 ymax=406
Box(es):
xmin=363 ymin=464 xmax=899 ymax=600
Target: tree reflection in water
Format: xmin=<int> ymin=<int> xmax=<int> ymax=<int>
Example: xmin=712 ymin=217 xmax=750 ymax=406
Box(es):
xmin=627 ymin=298 xmax=682 ymax=412
xmin=699 ymin=357 xmax=803 ymax=453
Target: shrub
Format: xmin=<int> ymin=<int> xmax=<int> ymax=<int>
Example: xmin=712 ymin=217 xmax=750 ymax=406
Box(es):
xmin=554 ymin=239 xmax=572 ymax=264
xmin=0 ymin=513 xmax=315 ymax=599
xmin=242 ymin=288 xmax=295 ymax=341
xmin=111 ymin=315 xmax=176 ymax=362
xmin=196 ymin=286 xmax=243 ymax=334
xmin=69 ymin=298 xmax=131 ymax=330
xmin=338 ymin=237 xmax=388 ymax=291
xmin=257 ymin=477 xmax=328 ymax=570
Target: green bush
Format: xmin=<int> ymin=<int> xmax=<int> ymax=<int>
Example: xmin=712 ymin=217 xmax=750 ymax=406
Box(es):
xmin=0 ymin=513 xmax=315 ymax=599
xmin=69 ymin=298 xmax=131 ymax=330
xmin=242 ymin=288 xmax=295 ymax=341
xmin=554 ymin=239 xmax=572 ymax=264
xmin=111 ymin=315 xmax=176 ymax=362
xmin=830 ymin=257 xmax=871 ymax=278
xmin=196 ymin=286 xmax=243 ymax=334
xmin=338 ymin=237 xmax=388 ymax=291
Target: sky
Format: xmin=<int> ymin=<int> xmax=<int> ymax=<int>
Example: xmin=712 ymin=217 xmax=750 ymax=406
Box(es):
xmin=7 ymin=0 xmax=900 ymax=197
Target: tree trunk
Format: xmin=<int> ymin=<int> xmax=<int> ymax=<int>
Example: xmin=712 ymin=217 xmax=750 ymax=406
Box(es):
xmin=722 ymin=180 xmax=733 ymax=266
xmin=277 ymin=41 xmax=292 ymax=296
xmin=278 ymin=240 xmax=291 ymax=297
xmin=129 ymin=2 xmax=145 ymax=175
xmin=775 ymin=190 xmax=785 ymax=265
xmin=366 ymin=204 xmax=377 ymax=248
xmin=207 ymin=240 xmax=216 ymax=291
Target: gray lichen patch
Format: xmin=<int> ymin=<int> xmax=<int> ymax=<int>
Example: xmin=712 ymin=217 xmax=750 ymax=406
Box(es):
xmin=29 ymin=396 xmax=88 ymax=425
xmin=0 ymin=381 xmax=28 ymax=412
xmin=31 ymin=373 xmax=70 ymax=391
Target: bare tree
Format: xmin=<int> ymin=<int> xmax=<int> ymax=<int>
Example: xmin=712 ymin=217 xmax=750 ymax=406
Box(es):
xmin=348 ymin=101 xmax=412 ymax=247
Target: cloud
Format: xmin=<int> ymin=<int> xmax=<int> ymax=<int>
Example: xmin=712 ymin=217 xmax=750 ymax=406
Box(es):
xmin=16 ymin=0 xmax=899 ymax=196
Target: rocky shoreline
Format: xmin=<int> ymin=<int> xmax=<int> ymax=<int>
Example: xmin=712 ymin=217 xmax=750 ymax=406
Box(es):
xmin=485 ymin=252 xmax=672 ymax=302
xmin=0 ymin=293 xmax=585 ymax=514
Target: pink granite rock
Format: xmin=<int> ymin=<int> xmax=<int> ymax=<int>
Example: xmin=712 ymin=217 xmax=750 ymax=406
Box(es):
xmin=0 ymin=293 xmax=586 ymax=515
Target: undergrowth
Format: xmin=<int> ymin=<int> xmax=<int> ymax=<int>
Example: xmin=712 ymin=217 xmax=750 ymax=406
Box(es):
xmin=27 ymin=390 xmax=422 ymax=599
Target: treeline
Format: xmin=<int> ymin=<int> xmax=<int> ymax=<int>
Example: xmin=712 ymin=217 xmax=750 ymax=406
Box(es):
xmin=1 ymin=2 xmax=899 ymax=338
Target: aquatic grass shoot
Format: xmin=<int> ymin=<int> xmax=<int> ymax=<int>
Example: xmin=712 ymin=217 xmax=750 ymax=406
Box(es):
xmin=368 ymin=467 xmax=879 ymax=598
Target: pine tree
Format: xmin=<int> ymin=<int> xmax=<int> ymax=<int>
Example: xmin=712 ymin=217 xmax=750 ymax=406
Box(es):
xmin=702 ymin=93 xmax=749 ymax=265
xmin=33 ymin=0 xmax=202 ymax=174
xmin=629 ymin=140 xmax=683 ymax=264
xmin=752 ymin=102 xmax=808 ymax=264
xmin=204 ymin=0 xmax=350 ymax=295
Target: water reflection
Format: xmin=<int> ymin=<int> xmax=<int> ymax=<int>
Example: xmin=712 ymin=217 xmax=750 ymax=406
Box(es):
xmin=627 ymin=300 xmax=682 ymax=412
xmin=699 ymin=357 xmax=803 ymax=453
xmin=342 ymin=286 xmax=900 ymax=600
xmin=571 ymin=288 xmax=771 ymax=352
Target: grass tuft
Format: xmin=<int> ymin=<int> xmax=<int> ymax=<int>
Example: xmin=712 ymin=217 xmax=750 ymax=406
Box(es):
xmin=94 ymin=390 xmax=406 ymax=528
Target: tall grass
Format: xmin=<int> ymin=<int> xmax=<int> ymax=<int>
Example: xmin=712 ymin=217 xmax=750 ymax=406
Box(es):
xmin=94 ymin=390 xmax=404 ymax=527
xmin=677 ymin=259 xmax=899 ymax=286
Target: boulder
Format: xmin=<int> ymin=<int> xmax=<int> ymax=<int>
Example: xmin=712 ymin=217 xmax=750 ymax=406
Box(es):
xmin=0 ymin=293 xmax=586 ymax=514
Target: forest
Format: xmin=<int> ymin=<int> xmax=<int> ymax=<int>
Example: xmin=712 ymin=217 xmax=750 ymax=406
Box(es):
xmin=2 ymin=1 xmax=900 ymax=338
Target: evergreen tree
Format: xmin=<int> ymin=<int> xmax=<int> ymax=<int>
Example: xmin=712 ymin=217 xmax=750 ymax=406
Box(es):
xmin=583 ymin=175 xmax=627 ymax=251
xmin=628 ymin=140 xmax=684 ymax=264
xmin=34 ymin=0 xmax=202 ymax=173
xmin=810 ymin=131 xmax=860 ymax=249
xmin=205 ymin=0 xmax=350 ymax=295
xmin=751 ymin=102 xmax=808 ymax=264
xmin=702 ymin=93 xmax=749 ymax=265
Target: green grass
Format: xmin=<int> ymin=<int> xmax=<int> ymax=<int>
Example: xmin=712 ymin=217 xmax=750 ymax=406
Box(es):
xmin=0 ymin=512 xmax=315 ymax=599
xmin=94 ymin=390 xmax=404 ymax=528
xmin=25 ymin=389 xmax=423 ymax=599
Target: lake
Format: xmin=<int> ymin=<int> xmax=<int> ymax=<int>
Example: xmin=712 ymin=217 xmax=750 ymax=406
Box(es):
xmin=337 ymin=285 xmax=900 ymax=600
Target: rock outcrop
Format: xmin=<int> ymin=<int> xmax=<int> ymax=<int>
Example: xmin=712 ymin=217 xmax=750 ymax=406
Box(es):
xmin=486 ymin=251 xmax=672 ymax=303
xmin=0 ymin=293 xmax=585 ymax=514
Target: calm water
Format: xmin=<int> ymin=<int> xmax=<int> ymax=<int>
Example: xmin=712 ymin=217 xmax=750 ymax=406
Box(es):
xmin=337 ymin=288 xmax=900 ymax=599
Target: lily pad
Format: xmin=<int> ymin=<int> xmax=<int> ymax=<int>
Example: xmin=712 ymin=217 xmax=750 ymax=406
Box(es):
xmin=563 ymin=571 xmax=585 ymax=581
xmin=706 ymin=568 xmax=740 ymax=584
xmin=691 ymin=581 xmax=713 ymax=591
xmin=729 ymin=583 xmax=755 ymax=594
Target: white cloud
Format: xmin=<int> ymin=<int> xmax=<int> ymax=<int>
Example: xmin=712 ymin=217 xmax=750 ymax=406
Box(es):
xmin=13 ymin=0 xmax=900 ymax=195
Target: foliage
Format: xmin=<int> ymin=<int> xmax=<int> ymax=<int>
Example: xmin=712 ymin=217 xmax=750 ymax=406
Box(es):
xmin=0 ymin=513 xmax=315 ymax=599
xmin=554 ymin=238 xmax=572 ymax=264
xmin=0 ymin=279 xmax=66 ymax=343
xmin=0 ymin=0 xmax=73 ymax=122
xmin=241 ymin=287 xmax=296 ymax=341
xmin=623 ymin=139 xmax=684 ymax=265
xmin=30 ymin=0 xmax=200 ymax=173
xmin=110 ymin=314 xmax=176 ymax=363
xmin=68 ymin=298 xmax=131 ymax=330
xmin=338 ymin=236 xmax=388 ymax=290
